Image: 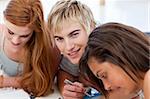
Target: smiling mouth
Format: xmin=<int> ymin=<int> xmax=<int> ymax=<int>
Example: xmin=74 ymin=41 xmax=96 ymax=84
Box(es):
xmin=68 ymin=48 xmax=81 ymax=58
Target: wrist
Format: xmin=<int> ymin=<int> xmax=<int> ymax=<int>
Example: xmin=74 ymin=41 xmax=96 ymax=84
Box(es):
xmin=0 ymin=75 xmax=4 ymax=88
xmin=3 ymin=76 xmax=21 ymax=88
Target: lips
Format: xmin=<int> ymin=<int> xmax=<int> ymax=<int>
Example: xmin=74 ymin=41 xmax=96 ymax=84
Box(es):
xmin=67 ymin=48 xmax=81 ymax=59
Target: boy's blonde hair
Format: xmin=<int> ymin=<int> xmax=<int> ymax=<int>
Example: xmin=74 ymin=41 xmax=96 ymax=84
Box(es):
xmin=48 ymin=0 xmax=95 ymax=35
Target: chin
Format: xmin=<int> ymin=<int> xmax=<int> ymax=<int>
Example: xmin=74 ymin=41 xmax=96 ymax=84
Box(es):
xmin=70 ymin=58 xmax=80 ymax=64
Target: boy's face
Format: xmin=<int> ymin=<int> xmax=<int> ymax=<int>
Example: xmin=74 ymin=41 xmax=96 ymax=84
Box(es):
xmin=54 ymin=20 xmax=88 ymax=64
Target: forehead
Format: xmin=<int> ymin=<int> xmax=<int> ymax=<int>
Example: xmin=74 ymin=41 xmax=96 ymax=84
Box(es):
xmin=88 ymin=57 xmax=101 ymax=67
xmin=4 ymin=19 xmax=32 ymax=35
xmin=54 ymin=19 xmax=84 ymax=36
xmin=88 ymin=57 xmax=108 ymax=72
xmin=88 ymin=57 xmax=125 ymax=75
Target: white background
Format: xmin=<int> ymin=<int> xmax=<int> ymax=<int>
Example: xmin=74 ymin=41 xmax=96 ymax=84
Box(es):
xmin=0 ymin=0 xmax=149 ymax=32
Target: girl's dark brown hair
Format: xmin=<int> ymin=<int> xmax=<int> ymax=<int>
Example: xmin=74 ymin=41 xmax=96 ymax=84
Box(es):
xmin=79 ymin=22 xmax=150 ymax=98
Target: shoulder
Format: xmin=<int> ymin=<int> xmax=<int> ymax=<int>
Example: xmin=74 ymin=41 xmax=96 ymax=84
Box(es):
xmin=143 ymin=69 xmax=150 ymax=98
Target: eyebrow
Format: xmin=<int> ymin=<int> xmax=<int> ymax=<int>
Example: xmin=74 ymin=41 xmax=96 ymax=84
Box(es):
xmin=7 ymin=28 xmax=32 ymax=36
xmin=68 ymin=29 xmax=80 ymax=37
xmin=54 ymin=36 xmax=62 ymax=38
xmin=54 ymin=29 xmax=80 ymax=38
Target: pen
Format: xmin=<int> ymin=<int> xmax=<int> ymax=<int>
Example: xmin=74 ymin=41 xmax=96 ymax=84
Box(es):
xmin=64 ymin=79 xmax=92 ymax=97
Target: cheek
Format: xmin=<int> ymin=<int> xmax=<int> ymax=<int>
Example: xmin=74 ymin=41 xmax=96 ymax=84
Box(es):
xmin=108 ymin=72 xmax=126 ymax=86
xmin=117 ymin=75 xmax=138 ymax=96
xmin=21 ymin=37 xmax=31 ymax=44
xmin=5 ymin=33 xmax=11 ymax=39
xmin=77 ymin=33 xmax=88 ymax=45
xmin=80 ymin=36 xmax=88 ymax=44
xmin=110 ymin=67 xmax=129 ymax=85
xmin=21 ymin=39 xmax=28 ymax=44
xmin=76 ymin=38 xmax=88 ymax=50
xmin=55 ymin=42 xmax=64 ymax=53
xmin=121 ymin=75 xmax=137 ymax=90
xmin=113 ymin=72 xmax=135 ymax=89
xmin=112 ymin=77 xmax=126 ymax=86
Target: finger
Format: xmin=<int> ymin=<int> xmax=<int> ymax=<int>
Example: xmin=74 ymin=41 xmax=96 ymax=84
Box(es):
xmin=73 ymin=82 xmax=84 ymax=88
xmin=63 ymin=96 xmax=82 ymax=99
xmin=63 ymin=90 xmax=84 ymax=99
xmin=63 ymin=85 xmax=84 ymax=98
xmin=64 ymin=84 xmax=84 ymax=93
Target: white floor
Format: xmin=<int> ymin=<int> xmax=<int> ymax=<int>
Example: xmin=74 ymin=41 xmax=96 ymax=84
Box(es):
xmin=0 ymin=85 xmax=62 ymax=99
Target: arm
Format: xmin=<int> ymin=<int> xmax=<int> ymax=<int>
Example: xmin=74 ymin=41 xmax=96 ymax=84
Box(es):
xmin=143 ymin=70 xmax=150 ymax=99
xmin=0 ymin=76 xmax=21 ymax=88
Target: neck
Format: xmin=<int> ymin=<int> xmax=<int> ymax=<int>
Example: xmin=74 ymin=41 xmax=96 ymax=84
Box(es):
xmin=3 ymin=40 xmax=24 ymax=62
xmin=131 ymin=77 xmax=144 ymax=99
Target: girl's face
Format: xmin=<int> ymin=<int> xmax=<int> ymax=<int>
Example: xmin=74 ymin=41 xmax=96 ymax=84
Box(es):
xmin=4 ymin=19 xmax=33 ymax=52
xmin=88 ymin=57 xmax=139 ymax=98
xmin=54 ymin=20 xmax=89 ymax=64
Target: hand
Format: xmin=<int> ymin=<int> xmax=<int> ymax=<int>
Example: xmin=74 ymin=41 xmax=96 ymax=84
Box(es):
xmin=3 ymin=76 xmax=21 ymax=88
xmin=62 ymin=81 xmax=85 ymax=99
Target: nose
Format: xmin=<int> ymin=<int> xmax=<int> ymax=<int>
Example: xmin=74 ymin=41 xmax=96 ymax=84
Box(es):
xmin=103 ymin=80 xmax=111 ymax=91
xmin=65 ymin=39 xmax=74 ymax=51
xmin=11 ymin=36 xmax=20 ymax=45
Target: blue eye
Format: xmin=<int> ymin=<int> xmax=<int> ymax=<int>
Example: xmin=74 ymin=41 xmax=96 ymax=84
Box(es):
xmin=70 ymin=32 xmax=79 ymax=38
